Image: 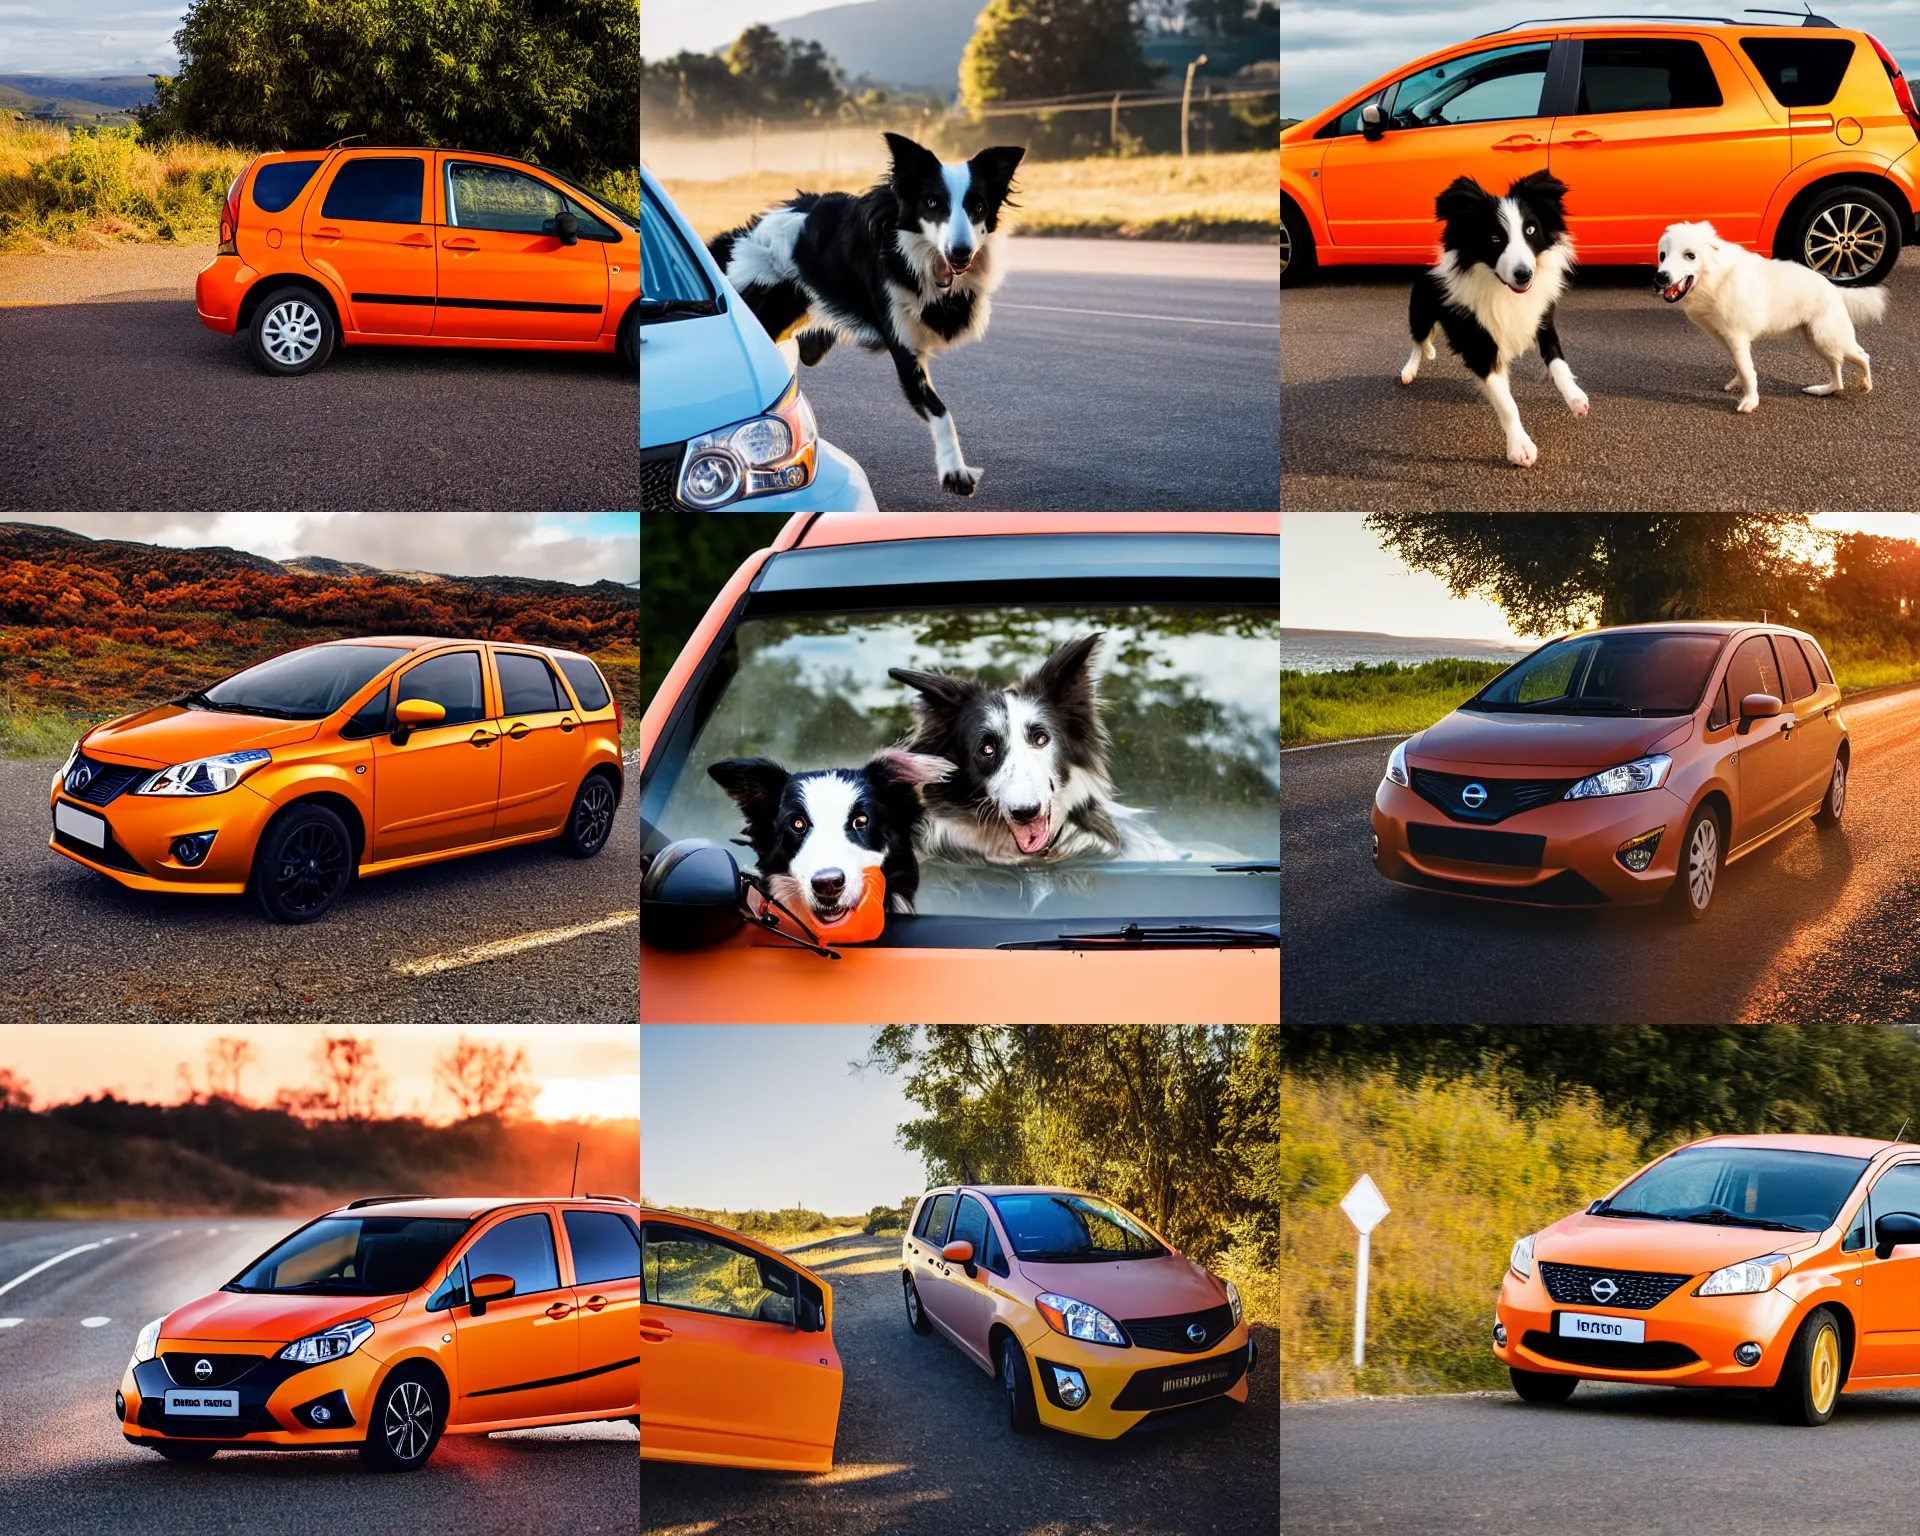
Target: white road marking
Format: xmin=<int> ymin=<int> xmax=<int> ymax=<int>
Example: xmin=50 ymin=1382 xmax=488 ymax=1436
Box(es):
xmin=392 ymin=910 xmax=638 ymax=977
xmin=995 ymin=301 xmax=1280 ymax=331
xmin=0 ymin=1318 xmax=22 ymax=1328
xmin=81 ymin=1316 xmax=110 ymax=1328
xmin=0 ymin=1243 xmax=103 ymax=1298
xmin=1281 ymin=731 xmax=1414 ymax=754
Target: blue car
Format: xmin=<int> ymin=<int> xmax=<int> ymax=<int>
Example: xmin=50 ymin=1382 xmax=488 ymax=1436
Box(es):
xmin=640 ymin=167 xmax=875 ymax=511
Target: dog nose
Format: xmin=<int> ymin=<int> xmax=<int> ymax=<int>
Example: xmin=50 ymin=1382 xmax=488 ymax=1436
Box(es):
xmin=949 ymin=245 xmax=973 ymax=268
xmin=1008 ymin=803 xmax=1042 ymax=823
xmin=811 ymin=869 xmax=846 ymax=900
xmin=1512 ymin=264 xmax=1533 ymax=283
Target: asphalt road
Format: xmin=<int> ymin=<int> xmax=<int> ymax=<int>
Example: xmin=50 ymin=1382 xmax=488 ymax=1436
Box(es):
xmin=1281 ymin=249 xmax=1920 ymax=511
xmin=0 ymin=1219 xmax=637 ymax=1536
xmin=0 ymin=758 xmax=639 ymax=1023
xmin=641 ymin=1233 xmax=1278 ymax=1535
xmin=796 ymin=241 xmax=1280 ymax=511
xmin=1282 ymin=1384 xmax=1920 ymax=1534
xmin=1280 ymin=686 xmax=1920 ymax=1024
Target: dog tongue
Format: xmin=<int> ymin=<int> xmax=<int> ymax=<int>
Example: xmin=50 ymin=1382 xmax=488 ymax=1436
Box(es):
xmin=932 ymin=254 xmax=954 ymax=287
xmin=1013 ymin=813 xmax=1051 ymax=855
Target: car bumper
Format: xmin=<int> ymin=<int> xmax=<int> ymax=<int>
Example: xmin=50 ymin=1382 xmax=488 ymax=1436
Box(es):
xmin=49 ymin=779 xmax=274 ymax=894
xmin=1019 ymin=1320 xmax=1253 ymax=1438
xmin=120 ymin=1346 xmax=380 ymax=1448
xmin=195 ymin=255 xmax=255 ymax=335
xmin=1371 ymin=778 xmax=1692 ymax=906
xmin=744 ymin=438 xmax=876 ymax=511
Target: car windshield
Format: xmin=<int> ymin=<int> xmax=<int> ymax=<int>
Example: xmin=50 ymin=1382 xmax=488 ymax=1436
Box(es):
xmin=647 ymin=604 xmax=1280 ymax=938
xmin=641 ymin=187 xmax=716 ymax=310
xmin=990 ymin=1193 xmax=1168 ymax=1262
xmin=1467 ymin=631 xmax=1725 ymax=717
xmin=227 ymin=1215 xmax=472 ymax=1295
xmin=1600 ymin=1147 xmax=1868 ymax=1232
xmin=197 ymin=644 xmax=412 ymax=720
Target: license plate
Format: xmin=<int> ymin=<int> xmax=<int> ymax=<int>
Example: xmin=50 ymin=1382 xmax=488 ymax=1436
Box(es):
xmin=54 ymin=801 xmax=106 ymax=849
xmin=1557 ymin=1310 xmax=1645 ymax=1344
xmin=164 ymin=1389 xmax=239 ymax=1417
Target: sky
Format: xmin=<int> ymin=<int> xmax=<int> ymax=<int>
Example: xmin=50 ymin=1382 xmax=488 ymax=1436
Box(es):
xmin=642 ymin=0 xmax=852 ymax=61
xmin=8 ymin=513 xmax=637 ymax=587
xmin=1283 ymin=512 xmax=1920 ymax=642
xmin=641 ymin=1025 xmax=927 ymax=1215
xmin=0 ymin=1025 xmax=639 ymax=1124
xmin=0 ymin=1 xmax=184 ymax=77
xmin=1282 ymin=1 xmax=1920 ymax=122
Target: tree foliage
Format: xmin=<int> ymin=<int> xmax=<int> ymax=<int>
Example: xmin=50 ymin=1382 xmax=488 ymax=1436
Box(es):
xmin=638 ymin=513 xmax=790 ymax=708
xmin=435 ymin=1037 xmax=535 ymax=1121
xmin=959 ymin=0 xmax=1157 ymax=110
xmin=640 ymin=27 xmax=850 ymax=131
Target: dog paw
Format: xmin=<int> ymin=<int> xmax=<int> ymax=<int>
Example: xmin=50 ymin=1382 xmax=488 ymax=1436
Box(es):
xmin=1399 ymin=367 xmax=1417 ymax=385
xmin=1736 ymin=396 xmax=1760 ymax=414
xmin=1724 ymin=376 xmax=1741 ymax=392
xmin=1506 ymin=435 xmax=1538 ymax=468
xmin=941 ymin=467 xmax=981 ymax=496
xmin=1566 ymin=390 xmax=1589 ymax=419
xmin=1423 ymin=340 xmax=1436 ymax=360
xmin=1803 ymin=382 xmax=1841 ymax=397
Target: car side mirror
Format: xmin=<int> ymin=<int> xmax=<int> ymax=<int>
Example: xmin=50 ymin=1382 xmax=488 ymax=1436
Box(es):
xmin=391 ymin=696 xmax=445 ymax=744
xmin=1875 ymin=1212 xmax=1920 ymax=1259
xmin=1737 ymin=692 xmax=1784 ymax=734
xmin=554 ymin=211 xmax=579 ymax=246
xmin=942 ymin=1239 xmax=977 ymax=1275
xmin=642 ymin=839 xmax=746 ymax=949
xmin=469 ymin=1272 xmax=515 ymax=1316
xmin=1361 ymin=101 xmax=1386 ymax=142
xmin=1587 ymin=1199 xmax=1606 ymax=1214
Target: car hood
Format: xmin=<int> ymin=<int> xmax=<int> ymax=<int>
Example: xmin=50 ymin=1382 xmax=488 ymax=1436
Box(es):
xmin=82 ymin=705 xmax=323 ymax=766
xmin=639 ymin=305 xmax=790 ymax=449
xmin=1414 ymin=710 xmax=1687 ymax=771
xmin=1015 ymin=1252 xmax=1228 ymax=1320
xmin=1536 ymin=1211 xmax=1824 ymax=1275
xmin=163 ymin=1289 xmax=406 ymax=1345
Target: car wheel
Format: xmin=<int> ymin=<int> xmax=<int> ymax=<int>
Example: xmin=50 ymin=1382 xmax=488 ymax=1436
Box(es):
xmin=616 ymin=305 xmax=638 ymax=373
xmin=904 ymin=1274 xmax=932 ymax=1335
xmin=250 ymin=802 xmax=355 ymax=923
xmin=248 ymin=285 xmax=337 ymax=375
xmin=1668 ymin=803 xmax=1722 ymax=922
xmin=359 ymin=1367 xmax=445 ymax=1471
xmin=1814 ymin=752 xmax=1848 ymax=827
xmin=1772 ymin=1306 xmax=1844 ymax=1426
xmin=1786 ymin=185 xmax=1902 ymax=286
xmin=1281 ymin=200 xmax=1317 ymax=288
xmin=1000 ymin=1335 xmax=1039 ymax=1435
xmin=1509 ymin=1366 xmax=1578 ymax=1404
xmin=149 ymin=1441 xmax=219 ymax=1461
xmin=558 ymin=772 xmax=617 ymax=859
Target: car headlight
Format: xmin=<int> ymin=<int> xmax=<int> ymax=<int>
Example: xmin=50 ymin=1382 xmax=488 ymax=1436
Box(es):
xmin=676 ymin=379 xmax=819 ymax=508
xmin=135 ymin=749 xmax=272 ymax=796
xmin=56 ymin=740 xmax=80 ymax=786
xmin=132 ymin=1316 xmax=164 ymax=1367
xmin=1385 ymin=739 xmax=1410 ymax=788
xmin=1510 ymin=1233 xmax=1535 ymax=1279
xmin=1226 ymin=1277 xmax=1242 ymax=1326
xmin=1696 ymin=1254 xmax=1791 ymax=1297
xmin=1036 ymin=1292 xmax=1130 ymax=1347
xmin=1564 ymin=754 xmax=1673 ymax=800
xmin=279 ymin=1317 xmax=374 ymax=1366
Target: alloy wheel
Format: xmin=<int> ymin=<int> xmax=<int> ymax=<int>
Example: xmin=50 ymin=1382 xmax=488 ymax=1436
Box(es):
xmin=1688 ymin=817 xmax=1718 ymax=911
xmin=1804 ymin=203 xmax=1887 ymax=282
xmin=1830 ymin=759 xmax=1848 ymax=818
xmin=1811 ymin=1324 xmax=1841 ymax=1416
xmin=1279 ymin=220 xmax=1291 ymax=274
xmin=261 ymin=300 xmax=324 ymax=366
xmin=276 ymin=822 xmax=347 ymax=916
xmin=906 ymin=1280 xmax=920 ymax=1324
xmin=574 ymin=779 xmax=615 ymax=851
xmin=385 ymin=1379 xmax=434 ymax=1462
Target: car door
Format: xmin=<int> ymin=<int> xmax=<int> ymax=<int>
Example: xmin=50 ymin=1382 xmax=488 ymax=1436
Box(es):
xmin=302 ymin=153 xmax=435 ymax=335
xmin=492 ymin=649 xmax=582 ymax=839
xmin=903 ymin=1191 xmax=957 ymax=1328
xmin=1319 ymin=38 xmax=1558 ymax=255
xmin=921 ymin=1193 xmax=997 ymax=1369
xmin=638 ymin=1221 xmax=841 ymax=1469
xmin=435 ymin=158 xmax=610 ymax=343
xmin=370 ymin=648 xmax=501 ymax=861
xmin=562 ymin=1210 xmax=640 ymax=1416
xmin=1723 ymin=633 xmax=1797 ymax=847
xmin=450 ymin=1210 xmax=579 ymax=1425
xmin=1852 ymin=1162 xmax=1920 ymax=1380
xmin=1549 ymin=34 xmax=1788 ymax=254
xmin=1775 ymin=635 xmax=1838 ymax=814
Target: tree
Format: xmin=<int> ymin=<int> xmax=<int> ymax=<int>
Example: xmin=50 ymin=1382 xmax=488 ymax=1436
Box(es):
xmin=206 ymin=1037 xmax=257 ymax=1103
xmin=959 ymin=0 xmax=1158 ymax=110
xmin=435 ymin=1037 xmax=535 ymax=1120
xmin=1826 ymin=532 xmax=1920 ymax=634
xmin=310 ymin=1036 xmax=389 ymax=1122
xmin=0 ymin=1069 xmax=30 ymax=1111
xmin=638 ymin=513 xmax=791 ymax=708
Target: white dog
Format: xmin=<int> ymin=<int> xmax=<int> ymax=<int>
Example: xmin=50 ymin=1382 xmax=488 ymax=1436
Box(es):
xmin=1654 ymin=220 xmax=1887 ymax=413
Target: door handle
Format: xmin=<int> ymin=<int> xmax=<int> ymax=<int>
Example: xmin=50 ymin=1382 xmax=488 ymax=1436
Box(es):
xmin=638 ymin=1324 xmax=673 ymax=1341
xmin=584 ymin=1294 xmax=609 ymax=1312
xmin=559 ymin=716 xmax=577 ymax=733
xmin=443 ymin=236 xmax=481 ymax=251
xmin=399 ymin=232 xmax=432 ymax=247
xmin=546 ymin=1301 xmax=573 ymax=1319
xmin=1493 ymin=134 xmax=1542 ymax=150
xmin=311 ymin=226 xmax=342 ymax=243
xmin=507 ymin=722 xmax=532 ymax=740
xmin=1563 ymin=130 xmax=1603 ymax=146
xmin=470 ymin=729 xmax=497 ymax=747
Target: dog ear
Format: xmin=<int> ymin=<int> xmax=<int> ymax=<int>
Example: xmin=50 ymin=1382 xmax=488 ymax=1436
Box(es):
xmin=1506 ymin=170 xmax=1569 ymax=213
xmin=707 ymin=757 xmax=789 ymax=824
xmin=1434 ymin=175 xmax=1489 ymax=224
xmin=889 ymin=666 xmax=972 ymax=715
xmin=1028 ymin=632 xmax=1103 ymax=715
xmin=968 ymin=145 xmax=1025 ymax=206
xmin=866 ymin=748 xmax=956 ymax=789
xmin=883 ymin=132 xmax=944 ymax=197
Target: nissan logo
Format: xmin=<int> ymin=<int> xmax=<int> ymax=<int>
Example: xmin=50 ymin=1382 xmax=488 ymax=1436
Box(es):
xmin=1590 ymin=1277 xmax=1619 ymax=1304
xmin=67 ymin=765 xmax=93 ymax=792
xmin=1186 ymin=1322 xmax=1208 ymax=1344
xmin=194 ymin=1358 xmax=213 ymax=1382
xmin=1460 ymin=782 xmax=1488 ymax=809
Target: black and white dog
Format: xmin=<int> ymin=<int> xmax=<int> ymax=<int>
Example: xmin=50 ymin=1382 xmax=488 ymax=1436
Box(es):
xmin=708 ymin=748 xmax=954 ymax=924
xmin=1399 ymin=171 xmax=1587 ymax=467
xmin=889 ymin=633 xmax=1172 ymax=865
xmin=707 ymin=132 xmax=1024 ymax=496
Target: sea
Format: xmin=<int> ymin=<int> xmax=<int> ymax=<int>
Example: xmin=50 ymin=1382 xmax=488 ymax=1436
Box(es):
xmin=1282 ymin=628 xmax=1534 ymax=674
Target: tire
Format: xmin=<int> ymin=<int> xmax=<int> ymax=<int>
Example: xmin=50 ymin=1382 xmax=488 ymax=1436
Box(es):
xmin=1509 ymin=1366 xmax=1579 ymax=1404
xmin=616 ymin=305 xmax=638 ymax=373
xmin=358 ymin=1366 xmax=446 ymax=1471
xmin=1814 ymin=751 xmax=1848 ymax=827
xmin=1668 ymin=802 xmax=1723 ymax=922
xmin=558 ymin=772 xmax=617 ymax=859
xmin=250 ymin=802 xmax=355 ymax=924
xmin=248 ymin=284 xmax=337 ymax=375
xmin=149 ymin=1441 xmax=218 ymax=1461
xmin=904 ymin=1273 xmax=932 ymax=1335
xmin=1281 ymin=201 xmax=1317 ymax=288
xmin=1772 ymin=1306 xmax=1844 ymax=1426
xmin=1784 ymin=185 xmax=1902 ymax=287
xmin=1000 ymin=1335 xmax=1039 ymax=1435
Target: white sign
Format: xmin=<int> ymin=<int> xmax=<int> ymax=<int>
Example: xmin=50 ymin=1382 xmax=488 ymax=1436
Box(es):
xmin=1340 ymin=1173 xmax=1389 ymax=1234
xmin=1340 ymin=1175 xmax=1390 ymax=1369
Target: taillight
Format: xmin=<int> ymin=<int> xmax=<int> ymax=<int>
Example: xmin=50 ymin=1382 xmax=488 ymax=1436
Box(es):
xmin=1868 ymin=35 xmax=1920 ymax=138
xmin=217 ymin=172 xmax=242 ymax=255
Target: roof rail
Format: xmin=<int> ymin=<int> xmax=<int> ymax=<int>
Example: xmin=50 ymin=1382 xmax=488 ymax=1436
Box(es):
xmin=582 ymin=1193 xmax=638 ymax=1204
xmin=345 ymin=1194 xmax=432 ymax=1208
xmin=1479 ymin=10 xmax=1835 ymax=35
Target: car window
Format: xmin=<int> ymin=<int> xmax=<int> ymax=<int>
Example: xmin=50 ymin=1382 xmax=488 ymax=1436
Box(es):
xmin=1607 ymin=1146 xmax=1867 ymax=1231
xmin=556 ymin=655 xmax=612 ymax=711
xmin=922 ymin=1193 xmax=955 ymax=1243
xmin=564 ymin=1210 xmax=642 ymax=1284
xmin=203 ymin=643 xmax=410 ymax=720
xmin=1843 ymin=1198 xmax=1870 ymax=1251
xmin=1576 ymin=37 xmax=1724 ymax=114
xmin=1872 ymin=1163 xmax=1920 ymax=1227
xmin=1798 ymin=636 xmax=1834 ymax=688
xmin=990 ymin=1192 xmax=1168 ymax=1260
xmin=447 ymin=162 xmax=569 ymax=236
xmin=398 ymin=650 xmax=487 ymax=726
xmin=1470 ymin=632 xmax=1724 ymax=716
xmin=321 ymin=156 xmax=425 ymax=224
xmin=642 ymin=1224 xmax=798 ymax=1324
xmin=950 ymin=1194 xmax=991 ymax=1259
xmin=1726 ymin=634 xmax=1784 ymax=706
xmin=1387 ymin=42 xmax=1552 ymax=130
xmin=230 ymin=1215 xmax=471 ymax=1295
xmin=981 ymin=1221 xmax=1009 ymax=1277
xmin=253 ymin=160 xmax=322 ymax=213
xmin=1740 ymin=37 xmax=1855 ymax=107
xmin=463 ymin=1212 xmax=561 ymax=1296
xmin=340 ymin=684 xmax=392 ymax=740
xmin=641 ymin=189 xmax=714 ymax=305
xmin=1707 ymin=676 xmax=1731 ymax=731
xmin=498 ymin=651 xmax=563 ymax=715
xmin=1774 ymin=635 xmax=1817 ymax=702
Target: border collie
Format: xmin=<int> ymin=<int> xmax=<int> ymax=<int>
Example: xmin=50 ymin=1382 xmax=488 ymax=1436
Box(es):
xmin=708 ymin=132 xmax=1024 ymax=496
xmin=888 ymin=633 xmax=1173 ymax=865
xmin=1655 ymin=220 xmax=1886 ymax=412
xmin=708 ymin=748 xmax=953 ymax=925
xmin=1399 ymin=171 xmax=1586 ymax=467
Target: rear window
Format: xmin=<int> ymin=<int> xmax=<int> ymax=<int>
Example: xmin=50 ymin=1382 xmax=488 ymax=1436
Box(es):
xmin=1800 ymin=636 xmax=1834 ymax=686
xmin=253 ymin=160 xmax=321 ymax=214
xmin=921 ymin=1192 xmax=955 ymax=1242
xmin=1740 ymin=36 xmax=1856 ymax=107
xmin=1577 ymin=38 xmax=1724 ymax=113
xmin=321 ymin=157 xmax=425 ymax=224
xmin=498 ymin=651 xmax=563 ymax=714
xmin=557 ymin=654 xmax=612 ymax=711
xmin=1774 ymin=633 xmax=1818 ymax=701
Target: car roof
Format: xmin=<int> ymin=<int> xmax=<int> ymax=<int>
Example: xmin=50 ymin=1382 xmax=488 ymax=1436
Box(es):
xmin=1682 ymin=1134 xmax=1904 ymax=1157
xmin=777 ymin=513 xmax=1276 ymax=550
xmin=1486 ymin=18 xmax=1850 ymax=39
xmin=923 ymin=1185 xmax=1090 ymax=1198
xmin=314 ymin=635 xmax=594 ymax=659
xmin=1558 ymin=620 xmax=1817 ymax=640
xmin=323 ymin=1195 xmax=638 ymax=1219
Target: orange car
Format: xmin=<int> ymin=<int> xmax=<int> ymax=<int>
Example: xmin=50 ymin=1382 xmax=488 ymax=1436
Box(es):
xmin=196 ymin=147 xmax=640 ymax=374
xmin=902 ymin=1185 xmax=1253 ymax=1439
xmin=49 ymin=635 xmax=623 ymax=922
xmin=1495 ymin=1133 xmax=1920 ymax=1425
xmin=637 ymin=1208 xmax=843 ymax=1471
xmin=1282 ymin=18 xmax=1920 ymax=285
xmin=119 ymin=1195 xmax=640 ymax=1468
xmin=1371 ymin=621 xmax=1846 ymax=918
xmin=637 ymin=513 xmax=1280 ymax=1024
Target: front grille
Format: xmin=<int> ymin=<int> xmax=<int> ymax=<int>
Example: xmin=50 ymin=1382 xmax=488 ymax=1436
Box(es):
xmin=1110 ymin=1342 xmax=1250 ymax=1412
xmin=1538 ymin=1261 xmax=1692 ymax=1310
xmin=161 ymin=1352 xmax=272 ymax=1388
xmin=1411 ymin=768 xmax=1577 ymax=825
xmin=1393 ymin=866 xmax=1609 ymax=906
xmin=62 ymin=753 xmax=150 ymax=806
xmin=1523 ymin=1329 xmax=1700 ymax=1371
xmin=1405 ymin=822 xmax=1546 ymax=868
xmin=641 ymin=444 xmax=684 ymax=511
xmin=1123 ymin=1303 xmax=1237 ymax=1354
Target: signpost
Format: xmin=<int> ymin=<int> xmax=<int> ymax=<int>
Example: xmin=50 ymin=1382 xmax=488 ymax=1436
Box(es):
xmin=1340 ymin=1174 xmax=1391 ymax=1370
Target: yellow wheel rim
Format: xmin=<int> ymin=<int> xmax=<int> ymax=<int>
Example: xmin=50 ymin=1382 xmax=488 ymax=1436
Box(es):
xmin=1811 ymin=1324 xmax=1841 ymax=1415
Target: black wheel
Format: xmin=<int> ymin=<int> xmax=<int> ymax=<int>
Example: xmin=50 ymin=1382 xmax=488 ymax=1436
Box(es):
xmin=1281 ymin=200 xmax=1317 ymax=288
xmin=149 ymin=1441 xmax=218 ymax=1461
xmin=1509 ymin=1366 xmax=1579 ymax=1404
xmin=1000 ymin=1335 xmax=1039 ymax=1435
xmin=558 ymin=772 xmax=617 ymax=859
xmin=250 ymin=803 xmax=354 ymax=923
xmin=616 ymin=305 xmax=638 ymax=372
xmin=1784 ymin=185 xmax=1902 ymax=286
xmin=1814 ymin=751 xmax=1848 ymax=827
xmin=1667 ymin=802 xmax=1722 ymax=922
xmin=1772 ymin=1306 xmax=1844 ymax=1426
xmin=358 ymin=1366 xmax=445 ymax=1471
xmin=903 ymin=1273 xmax=932 ymax=1335
xmin=248 ymin=284 xmax=337 ymax=375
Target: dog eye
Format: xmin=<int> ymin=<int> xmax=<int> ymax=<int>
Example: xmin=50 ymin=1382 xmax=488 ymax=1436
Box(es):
xmin=1030 ymin=730 xmax=1049 ymax=747
xmin=1684 ymin=250 xmax=1695 ymax=260
xmin=1524 ymin=224 xmax=1536 ymax=235
xmin=790 ymin=816 xmax=807 ymax=832
xmin=981 ymin=741 xmax=996 ymax=757
xmin=852 ymin=813 xmax=869 ymax=830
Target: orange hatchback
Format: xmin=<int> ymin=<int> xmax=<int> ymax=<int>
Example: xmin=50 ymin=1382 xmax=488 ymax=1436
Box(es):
xmin=1282 ymin=18 xmax=1920 ymax=285
xmin=196 ymin=147 xmax=640 ymax=374
xmin=119 ymin=1195 xmax=640 ymax=1468
xmin=49 ymin=636 xmax=623 ymax=922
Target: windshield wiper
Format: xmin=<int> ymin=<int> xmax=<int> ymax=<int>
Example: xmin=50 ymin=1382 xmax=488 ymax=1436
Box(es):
xmin=640 ymin=297 xmax=720 ymax=320
xmin=197 ymin=700 xmax=315 ymax=719
xmin=176 ymin=689 xmax=214 ymax=711
xmin=1679 ymin=1209 xmax=1811 ymax=1232
xmin=1592 ymin=1207 xmax=1684 ymax=1222
xmin=999 ymin=923 xmax=1278 ymax=950
xmin=1213 ymin=862 xmax=1279 ymax=873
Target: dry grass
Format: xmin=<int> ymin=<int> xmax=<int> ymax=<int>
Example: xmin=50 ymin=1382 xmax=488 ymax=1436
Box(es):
xmin=660 ymin=151 xmax=1280 ymax=243
xmin=0 ymin=123 xmax=249 ymax=251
